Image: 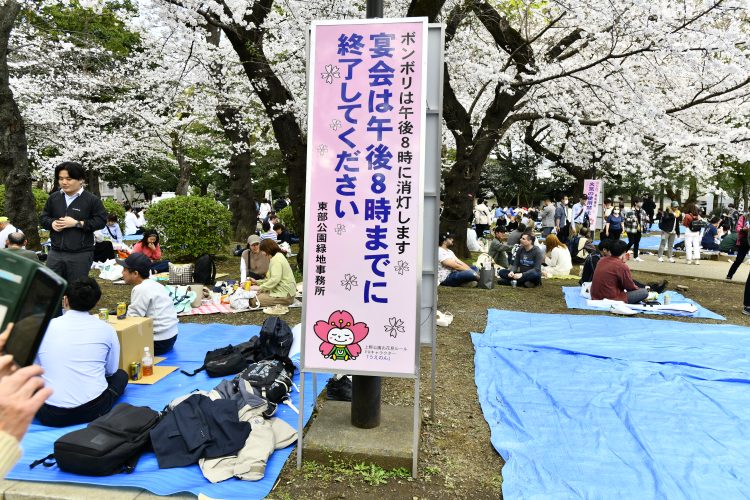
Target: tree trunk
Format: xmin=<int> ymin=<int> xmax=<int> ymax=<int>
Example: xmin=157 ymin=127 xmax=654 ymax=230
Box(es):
xmin=86 ymin=168 xmax=100 ymax=197
xmin=205 ymin=27 xmax=258 ymax=242
xmin=219 ymin=14 xmax=308 ymax=267
xmin=171 ymin=132 xmax=190 ymax=195
xmin=439 ymin=160 xmax=476 ymax=257
xmin=0 ymin=1 xmax=39 ymax=248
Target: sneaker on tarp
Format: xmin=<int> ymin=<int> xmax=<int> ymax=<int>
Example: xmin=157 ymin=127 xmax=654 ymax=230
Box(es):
xmin=326 ymin=376 xmax=352 ymax=401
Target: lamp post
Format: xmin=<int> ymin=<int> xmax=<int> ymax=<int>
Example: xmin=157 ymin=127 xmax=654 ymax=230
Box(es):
xmin=351 ymin=0 xmax=385 ymax=429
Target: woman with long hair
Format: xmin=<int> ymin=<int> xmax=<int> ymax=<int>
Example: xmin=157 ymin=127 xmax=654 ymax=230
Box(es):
xmin=132 ymin=229 xmax=170 ymax=273
xmin=542 ymin=234 xmax=572 ymax=277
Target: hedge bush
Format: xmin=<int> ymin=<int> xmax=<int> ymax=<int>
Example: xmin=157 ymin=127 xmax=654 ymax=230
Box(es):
xmin=277 ymin=205 xmax=298 ymax=235
xmin=101 ymin=198 xmax=125 ymax=222
xmin=146 ymin=196 xmax=231 ymax=261
xmin=0 ymin=186 xmax=49 ymax=214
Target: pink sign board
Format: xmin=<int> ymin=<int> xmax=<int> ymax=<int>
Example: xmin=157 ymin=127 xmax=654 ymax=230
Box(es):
xmin=583 ymin=179 xmax=602 ymax=230
xmin=301 ymin=19 xmax=427 ymax=377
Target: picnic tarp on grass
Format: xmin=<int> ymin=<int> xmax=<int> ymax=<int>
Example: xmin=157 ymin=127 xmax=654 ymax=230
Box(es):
xmin=8 ymin=322 xmax=332 ymax=499
xmin=472 ymin=310 xmax=750 ymax=500
xmin=562 ymin=286 xmax=725 ymax=320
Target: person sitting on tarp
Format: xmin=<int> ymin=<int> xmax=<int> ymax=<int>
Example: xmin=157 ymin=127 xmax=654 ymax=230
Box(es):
xmin=240 ymin=234 xmax=270 ymax=282
xmin=35 ymin=278 xmax=127 ymax=427
xmin=5 ymin=231 xmax=38 ymax=261
xmin=591 ymin=240 xmax=648 ymax=304
xmin=498 ymin=232 xmax=543 ymax=288
xmin=579 ymin=239 xmax=610 ymax=285
xmin=118 ymin=252 xmax=179 ymax=355
xmin=132 ymin=229 xmax=170 ymax=274
xmin=542 ymin=234 xmax=573 ymax=278
xmin=701 ymin=216 xmax=722 ymax=251
xmin=488 ymin=226 xmax=512 ymax=268
xmin=437 ymin=232 xmax=480 ymax=287
xmin=568 ymin=227 xmax=596 ymax=265
xmin=246 ymin=239 xmax=297 ymax=306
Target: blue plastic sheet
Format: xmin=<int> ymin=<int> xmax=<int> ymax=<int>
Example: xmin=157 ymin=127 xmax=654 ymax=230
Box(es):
xmin=592 ymin=235 xmax=683 ymax=250
xmin=562 ymin=286 xmax=725 ymax=320
xmin=473 ymin=311 xmax=750 ymax=499
xmin=8 ymin=322 xmax=332 ymax=499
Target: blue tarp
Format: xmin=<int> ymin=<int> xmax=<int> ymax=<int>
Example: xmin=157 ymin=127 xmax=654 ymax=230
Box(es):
xmin=592 ymin=235 xmax=683 ymax=250
xmin=472 ymin=310 xmax=750 ymax=499
xmin=562 ymin=286 xmax=725 ymax=320
xmin=8 ymin=322 xmax=332 ymax=499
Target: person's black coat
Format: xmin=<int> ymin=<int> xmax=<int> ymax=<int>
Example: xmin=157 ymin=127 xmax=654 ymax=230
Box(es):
xmin=658 ymin=211 xmax=682 ymax=236
xmin=149 ymin=394 xmax=250 ymax=469
xmin=40 ymin=190 xmax=107 ymax=252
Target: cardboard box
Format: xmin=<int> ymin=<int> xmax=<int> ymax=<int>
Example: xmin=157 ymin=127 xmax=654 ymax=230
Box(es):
xmin=107 ymin=316 xmax=154 ymax=372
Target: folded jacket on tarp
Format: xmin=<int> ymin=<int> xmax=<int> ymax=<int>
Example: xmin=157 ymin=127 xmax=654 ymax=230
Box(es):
xmin=473 ymin=310 xmax=750 ymax=499
xmin=150 ymin=394 xmax=250 ymax=469
xmin=8 ymin=322 xmax=332 ymax=499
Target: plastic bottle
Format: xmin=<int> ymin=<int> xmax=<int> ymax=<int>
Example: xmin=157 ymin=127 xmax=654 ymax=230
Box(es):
xmin=142 ymin=347 xmax=154 ymax=377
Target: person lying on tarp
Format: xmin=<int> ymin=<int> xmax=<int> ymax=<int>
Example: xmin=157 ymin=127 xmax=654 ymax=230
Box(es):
xmin=590 ymin=240 xmax=648 ymax=304
xmin=498 ymin=232 xmax=543 ymax=288
xmin=35 ymin=278 xmax=127 ymax=427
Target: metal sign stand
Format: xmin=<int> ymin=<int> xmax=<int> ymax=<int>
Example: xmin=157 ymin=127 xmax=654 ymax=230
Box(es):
xmin=296 ymin=22 xmax=444 ymax=480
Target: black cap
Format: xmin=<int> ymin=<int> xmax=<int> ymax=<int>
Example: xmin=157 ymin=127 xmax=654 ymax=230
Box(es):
xmin=116 ymin=252 xmax=151 ymax=278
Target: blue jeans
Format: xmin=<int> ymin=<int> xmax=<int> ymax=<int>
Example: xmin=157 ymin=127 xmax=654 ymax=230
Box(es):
xmin=441 ymin=266 xmax=478 ymax=287
xmin=150 ymin=260 xmax=170 ymax=273
xmin=498 ymin=269 xmax=541 ymax=287
xmin=541 ymin=227 xmax=553 ymax=237
xmin=497 ymin=269 xmax=542 ymax=286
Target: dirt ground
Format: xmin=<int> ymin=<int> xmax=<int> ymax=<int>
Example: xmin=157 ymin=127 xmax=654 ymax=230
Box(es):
xmin=95 ymin=252 xmax=750 ymax=499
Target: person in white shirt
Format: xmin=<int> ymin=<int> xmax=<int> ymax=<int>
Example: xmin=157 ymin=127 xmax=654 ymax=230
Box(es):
xmin=135 ymin=207 xmax=147 ymax=230
xmin=438 ymin=232 xmax=479 ymax=287
xmin=124 ymin=204 xmax=139 ymax=235
xmin=473 ymin=198 xmax=492 ymax=239
xmin=0 ymin=217 xmax=16 ymax=249
xmin=35 ymin=278 xmax=126 ymax=427
xmin=118 ymin=252 xmax=178 ymax=355
xmin=572 ymin=194 xmax=588 ymax=234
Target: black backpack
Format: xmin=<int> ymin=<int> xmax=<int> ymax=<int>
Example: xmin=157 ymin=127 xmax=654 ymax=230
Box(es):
xmin=181 ymin=338 xmax=260 ymax=377
xmin=193 ymin=254 xmax=217 ymax=286
xmin=238 ymin=357 xmax=295 ymax=417
xmin=689 ymin=218 xmax=707 ymax=232
xmin=30 ymin=404 xmax=159 ymax=476
xmin=259 ymin=316 xmax=293 ymax=359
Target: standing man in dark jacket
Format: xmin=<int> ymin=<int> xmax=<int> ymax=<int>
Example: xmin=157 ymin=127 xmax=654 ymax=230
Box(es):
xmin=40 ymin=162 xmax=107 ymax=282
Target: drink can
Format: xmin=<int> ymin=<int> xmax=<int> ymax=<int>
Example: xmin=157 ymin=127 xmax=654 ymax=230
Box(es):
xmin=511 ymin=280 xmax=518 ymax=288
xmin=244 ymin=281 xmax=252 ymax=291
xmin=116 ymin=302 xmax=127 ymax=319
xmin=664 ymin=294 xmax=670 ymax=305
xmin=98 ymin=308 xmax=109 ymax=321
xmin=129 ymin=361 xmax=141 ymax=381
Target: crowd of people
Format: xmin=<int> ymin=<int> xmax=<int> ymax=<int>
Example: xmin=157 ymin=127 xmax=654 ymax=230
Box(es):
xmin=0 ymin=161 xmax=305 ymax=475
xmin=438 ymin=194 xmax=749 ymax=311
xmin=2 ymin=161 xmax=750 ymax=477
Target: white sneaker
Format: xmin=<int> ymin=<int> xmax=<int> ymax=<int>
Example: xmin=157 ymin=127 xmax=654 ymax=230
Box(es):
xmin=658 ymin=257 xmax=664 ymax=262
xmin=694 ymin=260 xmax=700 ymax=265
xmin=686 ymin=259 xmax=692 ymax=265
xmin=634 ymin=257 xmax=643 ymax=262
xmin=610 ymin=303 xmax=637 ymax=316
xmin=669 ymin=258 xmax=675 ymax=263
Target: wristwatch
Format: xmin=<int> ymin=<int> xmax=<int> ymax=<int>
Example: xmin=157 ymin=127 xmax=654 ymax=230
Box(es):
xmin=77 ymin=220 xmax=84 ymax=229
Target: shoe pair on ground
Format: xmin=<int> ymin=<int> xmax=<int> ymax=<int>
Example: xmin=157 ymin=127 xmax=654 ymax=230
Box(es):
xmin=657 ymin=257 xmax=676 ymax=263
xmin=647 ymin=280 xmax=668 ymax=294
xmin=326 ymin=376 xmax=352 ymax=401
xmin=685 ymin=260 xmax=700 ymax=265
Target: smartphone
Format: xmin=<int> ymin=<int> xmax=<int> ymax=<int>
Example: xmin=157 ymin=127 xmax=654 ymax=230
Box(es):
xmin=0 ymin=249 xmax=67 ymax=366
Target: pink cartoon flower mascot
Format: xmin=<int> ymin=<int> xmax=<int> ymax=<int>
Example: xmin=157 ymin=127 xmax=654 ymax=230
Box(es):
xmin=314 ymin=310 xmax=369 ymax=361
